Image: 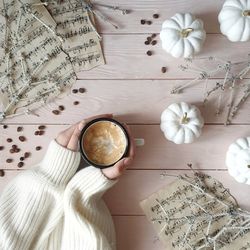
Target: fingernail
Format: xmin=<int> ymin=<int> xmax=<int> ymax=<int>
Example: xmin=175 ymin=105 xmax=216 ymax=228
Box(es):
xmin=78 ymin=122 xmax=85 ymax=131
xmin=124 ymin=157 xmax=133 ymax=166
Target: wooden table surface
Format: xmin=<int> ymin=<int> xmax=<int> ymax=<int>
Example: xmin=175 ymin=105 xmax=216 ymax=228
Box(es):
xmin=1 ymin=1 xmax=250 ymax=249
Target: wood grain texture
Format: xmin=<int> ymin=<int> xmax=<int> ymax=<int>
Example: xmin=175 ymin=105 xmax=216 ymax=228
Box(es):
xmin=3 ymin=80 xmax=250 ymax=124
xmin=95 ymin=0 xmax=223 ymax=34
xmin=113 ymin=216 xmax=164 ymax=250
xmin=76 ymin=34 xmax=250 ymax=80
xmin=2 ymin=124 xmax=250 ymax=171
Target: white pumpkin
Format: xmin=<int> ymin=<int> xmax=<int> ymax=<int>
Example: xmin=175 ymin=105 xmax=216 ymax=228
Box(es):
xmin=226 ymin=137 xmax=250 ymax=184
xmin=160 ymin=102 xmax=204 ymax=144
xmin=160 ymin=13 xmax=206 ymax=58
xmin=219 ymin=0 xmax=250 ymax=42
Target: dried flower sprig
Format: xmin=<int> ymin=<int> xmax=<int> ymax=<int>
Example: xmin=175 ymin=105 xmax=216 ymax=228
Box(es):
xmin=154 ymin=167 xmax=250 ymax=249
xmin=172 ymin=57 xmax=250 ymax=125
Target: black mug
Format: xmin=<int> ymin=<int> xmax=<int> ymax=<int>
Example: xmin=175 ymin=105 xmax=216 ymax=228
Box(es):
xmin=79 ymin=118 xmax=131 ymax=169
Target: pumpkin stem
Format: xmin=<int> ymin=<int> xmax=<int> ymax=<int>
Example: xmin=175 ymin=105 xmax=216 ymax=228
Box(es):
xmin=180 ymin=28 xmax=194 ymax=38
xmin=181 ymin=112 xmax=190 ymax=124
xmin=243 ymin=10 xmax=250 ymax=16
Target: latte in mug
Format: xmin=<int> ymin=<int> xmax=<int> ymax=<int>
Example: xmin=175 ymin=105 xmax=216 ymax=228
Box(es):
xmin=80 ymin=118 xmax=129 ymax=168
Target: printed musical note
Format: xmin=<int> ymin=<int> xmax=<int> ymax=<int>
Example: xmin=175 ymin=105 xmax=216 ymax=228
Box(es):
xmin=140 ymin=173 xmax=250 ymax=249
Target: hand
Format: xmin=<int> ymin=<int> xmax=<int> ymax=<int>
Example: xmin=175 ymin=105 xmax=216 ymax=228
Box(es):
xmin=102 ymin=124 xmax=135 ymax=180
xmin=56 ymin=114 xmax=113 ymax=151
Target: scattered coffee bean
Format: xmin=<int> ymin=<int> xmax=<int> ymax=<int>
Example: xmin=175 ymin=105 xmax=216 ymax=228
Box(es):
xmin=9 ymin=148 xmax=15 ymax=154
xmin=19 ymin=136 xmax=26 ymax=142
xmin=161 ymin=66 xmax=167 ymax=73
xmin=0 ymin=169 xmax=5 ymax=177
xmin=17 ymin=162 xmax=24 ymax=168
xmin=34 ymin=131 xmax=40 ymax=136
xmin=146 ymin=20 xmax=152 ymax=25
xmin=14 ymin=148 xmax=20 ymax=153
xmin=147 ymin=36 xmax=152 ymax=42
xmin=72 ymin=89 xmax=78 ymax=94
xmin=36 ymin=146 xmax=42 ymax=151
xmin=0 ymin=146 xmax=4 ymax=151
xmin=141 ymin=19 xmax=146 ymax=25
xmin=73 ymin=101 xmax=79 ymax=105
xmin=58 ymin=105 xmax=65 ymax=111
xmin=153 ymin=13 xmax=159 ymax=19
xmin=20 ymin=157 xmax=25 ymax=161
xmin=24 ymin=152 xmax=30 ymax=158
xmin=12 ymin=145 xmax=17 ymax=149
xmin=146 ymin=50 xmax=153 ymax=56
xmin=144 ymin=40 xmax=150 ymax=45
xmin=52 ymin=110 xmax=60 ymax=115
xmin=151 ymin=33 xmax=157 ymax=38
xmin=17 ymin=126 xmax=23 ymax=132
xmin=38 ymin=125 xmax=46 ymax=130
xmin=38 ymin=130 xmax=45 ymax=136
xmin=151 ymin=40 xmax=157 ymax=45
xmin=79 ymin=88 xmax=86 ymax=93
xmin=6 ymin=158 xmax=13 ymax=163
xmin=7 ymin=138 xmax=12 ymax=143
xmin=3 ymin=125 xmax=8 ymax=129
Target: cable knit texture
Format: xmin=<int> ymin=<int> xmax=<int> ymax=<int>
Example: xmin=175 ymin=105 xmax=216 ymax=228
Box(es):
xmin=0 ymin=140 xmax=117 ymax=250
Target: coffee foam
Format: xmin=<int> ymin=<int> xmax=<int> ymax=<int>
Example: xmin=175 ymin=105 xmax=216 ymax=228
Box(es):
xmin=82 ymin=121 xmax=127 ymax=166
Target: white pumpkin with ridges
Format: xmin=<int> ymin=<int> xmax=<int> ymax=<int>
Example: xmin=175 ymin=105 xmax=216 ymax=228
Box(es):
xmin=160 ymin=102 xmax=204 ymax=144
xmin=226 ymin=137 xmax=250 ymax=184
xmin=219 ymin=0 xmax=250 ymax=42
xmin=160 ymin=13 xmax=206 ymax=58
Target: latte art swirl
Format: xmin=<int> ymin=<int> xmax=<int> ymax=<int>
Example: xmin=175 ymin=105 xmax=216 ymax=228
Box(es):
xmin=82 ymin=121 xmax=127 ymax=166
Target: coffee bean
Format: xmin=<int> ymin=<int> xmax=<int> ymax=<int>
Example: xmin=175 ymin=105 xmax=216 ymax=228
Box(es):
xmin=19 ymin=136 xmax=26 ymax=142
xmin=34 ymin=131 xmax=40 ymax=135
xmin=151 ymin=40 xmax=157 ymax=45
xmin=20 ymin=157 xmax=25 ymax=161
xmin=38 ymin=125 xmax=46 ymax=130
xmin=17 ymin=162 xmax=24 ymax=168
xmin=73 ymin=101 xmax=79 ymax=105
xmin=0 ymin=146 xmax=4 ymax=151
xmin=7 ymin=138 xmax=12 ymax=143
xmin=9 ymin=148 xmax=15 ymax=154
xmin=72 ymin=89 xmax=78 ymax=94
xmin=14 ymin=148 xmax=20 ymax=153
xmin=144 ymin=41 xmax=150 ymax=45
xmin=3 ymin=125 xmax=8 ymax=129
xmin=147 ymin=36 xmax=152 ymax=42
xmin=161 ymin=67 xmax=167 ymax=73
xmin=52 ymin=110 xmax=60 ymax=115
xmin=146 ymin=50 xmax=153 ymax=56
xmin=153 ymin=13 xmax=159 ymax=19
xmin=17 ymin=126 xmax=23 ymax=132
xmin=24 ymin=152 xmax=30 ymax=158
xmin=140 ymin=19 xmax=146 ymax=25
xmin=6 ymin=158 xmax=13 ymax=163
xmin=151 ymin=33 xmax=157 ymax=38
xmin=36 ymin=146 xmax=42 ymax=151
xmin=38 ymin=130 xmax=45 ymax=136
xmin=79 ymin=88 xmax=86 ymax=93
xmin=146 ymin=20 xmax=152 ymax=25
xmin=12 ymin=144 xmax=17 ymax=149
xmin=58 ymin=105 xmax=65 ymax=111
xmin=0 ymin=169 xmax=5 ymax=177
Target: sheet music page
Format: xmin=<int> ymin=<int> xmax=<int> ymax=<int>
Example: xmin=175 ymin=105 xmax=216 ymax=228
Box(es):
xmin=0 ymin=0 xmax=75 ymax=115
xmin=46 ymin=0 xmax=105 ymax=72
xmin=140 ymin=174 xmax=250 ymax=249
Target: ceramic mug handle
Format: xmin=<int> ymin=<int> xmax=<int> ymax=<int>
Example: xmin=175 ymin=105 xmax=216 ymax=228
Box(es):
xmin=134 ymin=138 xmax=145 ymax=146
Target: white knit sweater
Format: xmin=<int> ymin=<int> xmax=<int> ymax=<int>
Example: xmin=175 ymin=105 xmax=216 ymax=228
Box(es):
xmin=0 ymin=140 xmax=117 ymax=250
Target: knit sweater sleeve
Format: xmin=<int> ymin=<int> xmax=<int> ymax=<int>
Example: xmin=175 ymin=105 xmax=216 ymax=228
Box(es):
xmin=62 ymin=167 xmax=118 ymax=250
xmin=0 ymin=140 xmax=81 ymax=250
